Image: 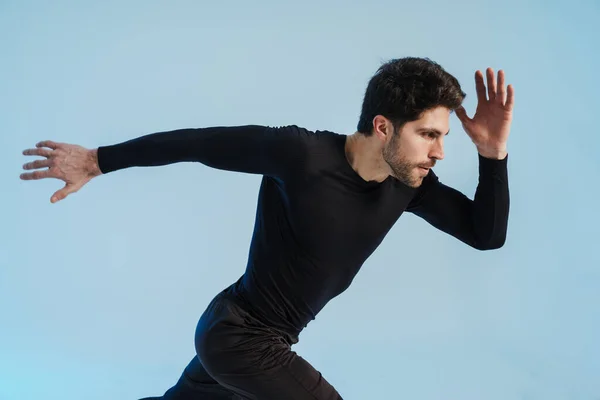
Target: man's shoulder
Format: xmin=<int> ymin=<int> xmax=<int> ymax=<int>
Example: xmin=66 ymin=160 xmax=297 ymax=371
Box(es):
xmin=269 ymin=124 xmax=340 ymax=140
xmin=268 ymin=124 xmax=344 ymax=152
xmin=267 ymin=124 xmax=346 ymax=173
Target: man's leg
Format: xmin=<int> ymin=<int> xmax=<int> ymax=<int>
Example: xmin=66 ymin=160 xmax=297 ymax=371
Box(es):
xmin=209 ymin=350 xmax=343 ymax=400
xmin=139 ymin=356 xmax=236 ymax=400
xmin=195 ymin=292 xmax=343 ymax=400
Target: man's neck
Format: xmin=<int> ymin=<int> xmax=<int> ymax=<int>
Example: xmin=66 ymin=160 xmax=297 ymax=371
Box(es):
xmin=344 ymin=132 xmax=391 ymax=183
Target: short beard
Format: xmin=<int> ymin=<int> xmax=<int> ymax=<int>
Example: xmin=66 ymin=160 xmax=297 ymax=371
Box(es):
xmin=382 ymin=129 xmax=421 ymax=188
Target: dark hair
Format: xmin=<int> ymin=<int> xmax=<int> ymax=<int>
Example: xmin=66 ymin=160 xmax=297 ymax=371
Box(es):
xmin=357 ymin=57 xmax=466 ymax=135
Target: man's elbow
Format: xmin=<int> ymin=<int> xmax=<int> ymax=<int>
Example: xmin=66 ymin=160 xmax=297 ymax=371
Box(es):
xmin=474 ymin=235 xmax=507 ymax=251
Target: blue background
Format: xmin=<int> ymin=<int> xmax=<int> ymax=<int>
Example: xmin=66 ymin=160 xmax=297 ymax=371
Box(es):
xmin=2 ymin=0 xmax=599 ymax=399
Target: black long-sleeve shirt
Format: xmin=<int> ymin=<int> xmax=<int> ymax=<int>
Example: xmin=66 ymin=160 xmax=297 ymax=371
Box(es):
xmin=97 ymin=124 xmax=509 ymax=336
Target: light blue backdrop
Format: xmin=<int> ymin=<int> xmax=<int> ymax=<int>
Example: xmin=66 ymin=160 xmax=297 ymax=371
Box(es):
xmin=2 ymin=1 xmax=599 ymax=399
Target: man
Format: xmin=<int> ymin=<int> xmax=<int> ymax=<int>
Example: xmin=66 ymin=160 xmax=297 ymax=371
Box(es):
xmin=20 ymin=57 xmax=513 ymax=399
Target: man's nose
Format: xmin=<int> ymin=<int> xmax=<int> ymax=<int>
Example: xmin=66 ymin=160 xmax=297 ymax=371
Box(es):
xmin=430 ymin=140 xmax=444 ymax=161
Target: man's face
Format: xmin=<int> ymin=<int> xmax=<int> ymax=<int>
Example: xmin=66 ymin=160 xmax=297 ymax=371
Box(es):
xmin=382 ymin=106 xmax=450 ymax=187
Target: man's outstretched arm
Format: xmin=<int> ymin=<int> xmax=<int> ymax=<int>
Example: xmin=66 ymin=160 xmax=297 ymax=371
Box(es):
xmin=20 ymin=125 xmax=308 ymax=203
xmin=95 ymin=125 xmax=308 ymax=176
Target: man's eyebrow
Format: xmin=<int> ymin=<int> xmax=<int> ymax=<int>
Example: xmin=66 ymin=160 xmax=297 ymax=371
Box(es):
xmin=417 ymin=127 xmax=449 ymax=136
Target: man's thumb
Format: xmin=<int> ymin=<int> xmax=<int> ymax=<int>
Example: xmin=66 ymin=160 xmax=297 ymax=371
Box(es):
xmin=455 ymin=106 xmax=471 ymax=124
xmin=51 ymin=183 xmax=78 ymax=203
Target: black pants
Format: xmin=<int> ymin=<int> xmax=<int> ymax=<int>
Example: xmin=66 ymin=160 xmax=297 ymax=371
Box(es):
xmin=142 ymin=287 xmax=343 ymax=400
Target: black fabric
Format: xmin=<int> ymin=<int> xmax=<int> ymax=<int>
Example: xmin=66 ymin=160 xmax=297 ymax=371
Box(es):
xmin=97 ymin=124 xmax=509 ymax=399
xmin=143 ymin=284 xmax=342 ymax=400
xmin=98 ymin=125 xmax=509 ymax=337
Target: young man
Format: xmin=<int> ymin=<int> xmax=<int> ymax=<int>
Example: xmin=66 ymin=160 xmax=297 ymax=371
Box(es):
xmin=20 ymin=57 xmax=514 ymax=400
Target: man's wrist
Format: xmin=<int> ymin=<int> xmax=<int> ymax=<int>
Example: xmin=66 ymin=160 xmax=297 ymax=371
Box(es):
xmin=477 ymin=145 xmax=508 ymax=160
xmin=87 ymin=148 xmax=103 ymax=177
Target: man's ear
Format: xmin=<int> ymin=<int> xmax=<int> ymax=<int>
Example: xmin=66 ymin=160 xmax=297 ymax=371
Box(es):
xmin=372 ymin=115 xmax=392 ymax=142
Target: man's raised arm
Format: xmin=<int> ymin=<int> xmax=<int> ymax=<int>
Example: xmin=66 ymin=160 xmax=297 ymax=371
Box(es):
xmin=406 ymin=153 xmax=509 ymax=250
xmin=21 ymin=125 xmax=307 ymax=203
xmin=406 ymin=68 xmax=514 ymax=250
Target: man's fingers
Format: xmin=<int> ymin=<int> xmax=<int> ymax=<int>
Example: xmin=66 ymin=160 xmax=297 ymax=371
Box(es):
xmin=497 ymin=70 xmax=507 ymax=105
xmin=505 ymin=84 xmax=515 ymax=112
xmin=21 ymin=144 xmax=58 ymax=180
xmin=23 ymin=148 xmax=53 ymax=158
xmin=486 ymin=67 xmax=496 ymax=101
xmin=23 ymin=158 xmax=52 ymax=170
xmin=20 ymin=169 xmax=53 ymax=180
xmin=36 ymin=140 xmax=61 ymax=149
xmin=475 ymin=70 xmax=487 ymax=102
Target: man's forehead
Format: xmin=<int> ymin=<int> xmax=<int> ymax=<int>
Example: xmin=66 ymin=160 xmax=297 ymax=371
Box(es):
xmin=415 ymin=108 xmax=450 ymax=124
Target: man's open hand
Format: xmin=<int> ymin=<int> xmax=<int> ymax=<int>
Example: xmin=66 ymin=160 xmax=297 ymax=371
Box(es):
xmin=455 ymin=68 xmax=514 ymax=159
xmin=20 ymin=140 xmax=102 ymax=203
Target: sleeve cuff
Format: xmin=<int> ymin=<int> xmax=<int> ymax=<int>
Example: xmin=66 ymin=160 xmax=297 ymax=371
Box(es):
xmin=478 ymin=152 xmax=508 ymax=180
xmin=96 ymin=145 xmax=120 ymax=174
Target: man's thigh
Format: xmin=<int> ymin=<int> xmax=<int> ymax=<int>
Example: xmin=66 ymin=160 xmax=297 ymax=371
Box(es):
xmin=195 ymin=292 xmax=343 ymax=400
xmin=227 ymin=351 xmax=343 ymax=400
xmin=141 ymin=356 xmax=236 ymax=400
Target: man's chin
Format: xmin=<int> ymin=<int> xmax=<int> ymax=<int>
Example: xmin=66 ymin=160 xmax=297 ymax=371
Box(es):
xmin=394 ymin=174 xmax=423 ymax=188
xmin=408 ymin=178 xmax=424 ymax=188
xmin=409 ymin=170 xmax=428 ymax=188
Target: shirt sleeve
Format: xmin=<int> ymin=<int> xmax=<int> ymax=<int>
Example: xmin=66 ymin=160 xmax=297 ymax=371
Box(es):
xmin=96 ymin=125 xmax=310 ymax=178
xmin=405 ymin=153 xmax=510 ymax=250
